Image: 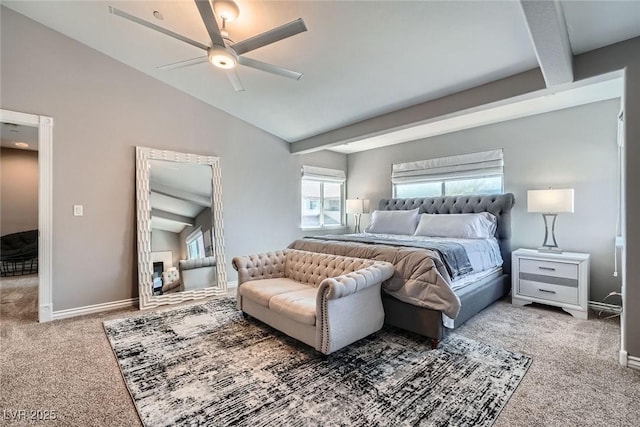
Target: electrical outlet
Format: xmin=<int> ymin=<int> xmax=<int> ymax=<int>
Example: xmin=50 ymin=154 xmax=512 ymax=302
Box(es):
xmin=73 ymin=205 xmax=83 ymax=217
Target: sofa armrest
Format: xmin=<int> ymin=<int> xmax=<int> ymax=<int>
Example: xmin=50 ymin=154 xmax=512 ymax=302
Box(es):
xmin=317 ymin=261 xmax=395 ymax=300
xmin=232 ymin=250 xmax=286 ymax=285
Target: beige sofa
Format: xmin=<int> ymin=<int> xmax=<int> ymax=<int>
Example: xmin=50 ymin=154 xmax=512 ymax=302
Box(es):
xmin=233 ymin=249 xmax=395 ymax=355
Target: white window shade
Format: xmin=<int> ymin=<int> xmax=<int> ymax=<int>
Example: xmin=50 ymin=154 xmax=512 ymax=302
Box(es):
xmin=392 ymin=149 xmax=503 ymax=184
xmin=301 ymin=165 xmax=346 ymax=183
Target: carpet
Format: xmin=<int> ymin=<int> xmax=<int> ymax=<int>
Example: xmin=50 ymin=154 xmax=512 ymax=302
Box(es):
xmin=0 ymin=274 xmax=38 ymax=324
xmin=103 ymin=298 xmax=531 ymax=427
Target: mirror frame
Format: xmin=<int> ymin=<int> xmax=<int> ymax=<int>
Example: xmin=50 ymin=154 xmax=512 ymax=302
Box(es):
xmin=136 ymin=146 xmax=227 ymax=309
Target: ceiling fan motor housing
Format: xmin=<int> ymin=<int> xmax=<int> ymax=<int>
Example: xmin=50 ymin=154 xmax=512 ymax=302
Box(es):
xmin=208 ymin=45 xmax=238 ymax=69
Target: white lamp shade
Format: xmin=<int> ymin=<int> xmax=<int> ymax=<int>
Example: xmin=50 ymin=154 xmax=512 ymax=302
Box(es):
xmin=527 ymin=189 xmax=574 ymax=213
xmin=346 ymin=199 xmax=370 ymax=214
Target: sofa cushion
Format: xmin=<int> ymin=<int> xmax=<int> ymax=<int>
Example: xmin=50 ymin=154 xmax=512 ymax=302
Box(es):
xmin=239 ymin=278 xmax=310 ymax=307
xmin=268 ymin=287 xmax=318 ymax=326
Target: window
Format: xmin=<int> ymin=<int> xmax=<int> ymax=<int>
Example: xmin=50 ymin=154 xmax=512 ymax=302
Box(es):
xmin=186 ymin=227 xmax=205 ymax=260
xmin=301 ymin=165 xmax=345 ymax=229
xmin=393 ymin=150 xmax=504 ymax=198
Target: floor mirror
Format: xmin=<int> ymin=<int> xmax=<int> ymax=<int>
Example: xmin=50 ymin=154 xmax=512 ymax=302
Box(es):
xmin=135 ymin=147 xmax=227 ymax=309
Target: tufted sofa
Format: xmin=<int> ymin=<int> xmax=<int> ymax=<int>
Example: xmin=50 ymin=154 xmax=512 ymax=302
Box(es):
xmin=233 ymin=249 xmax=395 ymax=355
xmin=161 ymin=267 xmax=182 ymax=294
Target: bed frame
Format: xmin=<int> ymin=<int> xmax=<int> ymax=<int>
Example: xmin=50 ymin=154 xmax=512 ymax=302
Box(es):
xmin=377 ymin=193 xmax=515 ymax=347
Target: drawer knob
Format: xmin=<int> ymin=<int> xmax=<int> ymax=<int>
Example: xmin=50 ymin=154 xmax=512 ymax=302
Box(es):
xmin=538 ymin=266 xmax=556 ymax=271
xmin=539 ymin=288 xmax=557 ymax=294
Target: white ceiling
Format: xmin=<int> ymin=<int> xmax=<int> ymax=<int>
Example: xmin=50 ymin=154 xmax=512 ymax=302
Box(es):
xmin=3 ymin=1 xmax=640 ymax=144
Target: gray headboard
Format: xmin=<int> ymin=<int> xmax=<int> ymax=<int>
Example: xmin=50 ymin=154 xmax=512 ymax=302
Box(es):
xmin=377 ymin=193 xmax=516 ymax=274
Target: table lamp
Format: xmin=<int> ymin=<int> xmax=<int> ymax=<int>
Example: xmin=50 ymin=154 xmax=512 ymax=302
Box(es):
xmin=346 ymin=198 xmax=370 ymax=233
xmin=527 ymin=188 xmax=574 ymax=253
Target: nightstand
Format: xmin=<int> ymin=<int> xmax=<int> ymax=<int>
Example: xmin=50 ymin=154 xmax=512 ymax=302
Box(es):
xmin=512 ymin=248 xmax=590 ymax=319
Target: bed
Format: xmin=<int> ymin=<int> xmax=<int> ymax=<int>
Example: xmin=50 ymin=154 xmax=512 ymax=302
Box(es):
xmin=289 ymin=193 xmax=515 ymax=347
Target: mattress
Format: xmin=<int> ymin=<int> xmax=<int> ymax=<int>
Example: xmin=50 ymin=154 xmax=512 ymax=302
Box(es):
xmin=451 ymin=266 xmax=503 ymax=291
xmin=347 ymin=233 xmax=503 ymax=275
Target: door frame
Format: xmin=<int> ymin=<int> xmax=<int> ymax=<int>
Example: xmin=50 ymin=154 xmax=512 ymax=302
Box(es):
xmin=1 ymin=109 xmax=53 ymax=322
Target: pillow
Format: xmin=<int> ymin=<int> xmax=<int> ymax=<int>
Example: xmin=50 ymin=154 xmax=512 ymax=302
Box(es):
xmin=365 ymin=208 xmax=420 ymax=235
xmin=413 ymin=212 xmax=497 ymax=239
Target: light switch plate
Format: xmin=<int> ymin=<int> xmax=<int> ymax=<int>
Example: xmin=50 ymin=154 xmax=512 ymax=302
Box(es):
xmin=73 ymin=205 xmax=83 ymax=216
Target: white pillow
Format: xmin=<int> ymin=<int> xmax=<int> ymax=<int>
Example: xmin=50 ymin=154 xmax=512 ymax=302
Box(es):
xmin=365 ymin=208 xmax=420 ymax=235
xmin=413 ymin=212 xmax=497 ymax=239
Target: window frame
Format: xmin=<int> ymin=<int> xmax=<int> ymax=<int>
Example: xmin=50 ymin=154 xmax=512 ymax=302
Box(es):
xmin=393 ymin=173 xmax=504 ymax=198
xmin=185 ymin=227 xmax=206 ymax=260
xmin=300 ymin=178 xmax=346 ymax=230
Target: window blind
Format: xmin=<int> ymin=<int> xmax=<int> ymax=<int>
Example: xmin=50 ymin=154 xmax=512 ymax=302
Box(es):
xmin=391 ymin=149 xmax=503 ymax=184
xmin=301 ymin=165 xmax=346 ymax=183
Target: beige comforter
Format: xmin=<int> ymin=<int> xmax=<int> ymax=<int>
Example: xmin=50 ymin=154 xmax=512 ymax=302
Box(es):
xmin=288 ymin=238 xmax=461 ymax=318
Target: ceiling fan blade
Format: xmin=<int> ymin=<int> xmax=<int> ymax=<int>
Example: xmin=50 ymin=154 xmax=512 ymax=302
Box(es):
xmin=157 ymin=56 xmax=208 ymax=71
xmin=109 ymin=6 xmax=208 ymax=51
xmin=231 ymin=18 xmax=307 ymax=55
xmin=194 ymin=0 xmax=225 ymax=47
xmin=226 ymin=69 xmax=245 ymax=92
xmin=238 ymin=56 xmax=303 ymax=80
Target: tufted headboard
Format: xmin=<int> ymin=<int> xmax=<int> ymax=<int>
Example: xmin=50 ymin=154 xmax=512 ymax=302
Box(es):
xmin=377 ymin=193 xmax=516 ymax=274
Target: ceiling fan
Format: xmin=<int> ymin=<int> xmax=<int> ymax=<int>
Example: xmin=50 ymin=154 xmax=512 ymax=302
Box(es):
xmin=109 ymin=0 xmax=307 ymax=92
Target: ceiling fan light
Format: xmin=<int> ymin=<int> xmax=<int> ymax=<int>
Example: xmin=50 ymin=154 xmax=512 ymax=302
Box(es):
xmin=213 ymin=0 xmax=240 ymax=22
xmin=208 ymin=46 xmax=237 ymax=69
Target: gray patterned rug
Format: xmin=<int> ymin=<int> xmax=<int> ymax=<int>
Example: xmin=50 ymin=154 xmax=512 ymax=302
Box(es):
xmin=103 ymin=298 xmax=531 ymax=427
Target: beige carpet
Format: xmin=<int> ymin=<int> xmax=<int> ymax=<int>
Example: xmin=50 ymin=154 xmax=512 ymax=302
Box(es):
xmin=1 ymin=283 xmax=638 ymax=426
xmin=0 ymin=275 xmax=38 ymax=324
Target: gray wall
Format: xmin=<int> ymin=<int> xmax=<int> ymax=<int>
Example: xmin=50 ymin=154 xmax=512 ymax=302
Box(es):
xmin=347 ymin=100 xmax=621 ymax=302
xmin=0 ymin=147 xmax=38 ymax=235
xmin=150 ymin=229 xmax=181 ymax=268
xmin=0 ymin=8 xmax=346 ymax=310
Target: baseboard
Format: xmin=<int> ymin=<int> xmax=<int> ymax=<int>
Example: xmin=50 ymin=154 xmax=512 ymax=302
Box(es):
xmin=628 ymin=355 xmax=640 ymax=371
xmin=52 ymin=283 xmax=236 ymax=321
xmin=588 ymin=301 xmax=622 ymax=314
xmin=52 ymin=298 xmax=139 ymax=320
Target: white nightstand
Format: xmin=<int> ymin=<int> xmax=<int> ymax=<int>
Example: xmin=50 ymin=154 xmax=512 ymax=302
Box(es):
xmin=512 ymin=248 xmax=590 ymax=319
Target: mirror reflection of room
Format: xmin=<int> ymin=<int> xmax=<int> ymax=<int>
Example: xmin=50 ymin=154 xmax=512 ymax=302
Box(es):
xmin=148 ymin=159 xmax=216 ymax=295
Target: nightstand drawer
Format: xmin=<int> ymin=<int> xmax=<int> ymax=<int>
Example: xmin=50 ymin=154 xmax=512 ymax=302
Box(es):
xmin=519 ymin=258 xmax=578 ymax=280
xmin=518 ymin=279 xmax=578 ymax=305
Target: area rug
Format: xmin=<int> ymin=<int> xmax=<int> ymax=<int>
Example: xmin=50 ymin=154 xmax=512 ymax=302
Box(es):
xmin=103 ymin=298 xmax=531 ymax=427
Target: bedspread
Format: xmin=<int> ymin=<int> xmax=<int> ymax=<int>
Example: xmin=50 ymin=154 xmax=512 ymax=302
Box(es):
xmin=288 ymin=238 xmax=461 ymax=319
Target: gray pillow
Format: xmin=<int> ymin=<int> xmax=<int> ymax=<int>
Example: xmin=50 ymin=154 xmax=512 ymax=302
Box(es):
xmin=414 ymin=212 xmax=497 ymax=239
xmin=365 ymin=208 xmax=420 ymax=235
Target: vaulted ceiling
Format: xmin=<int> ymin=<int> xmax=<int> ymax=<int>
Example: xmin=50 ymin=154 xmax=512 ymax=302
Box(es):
xmin=3 ymin=1 xmax=640 ymax=144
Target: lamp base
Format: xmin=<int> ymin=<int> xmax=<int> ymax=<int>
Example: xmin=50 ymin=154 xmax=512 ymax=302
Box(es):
xmin=354 ymin=213 xmax=362 ymax=234
xmin=537 ymin=246 xmax=563 ymax=254
xmin=538 ymin=213 xmax=563 ymax=253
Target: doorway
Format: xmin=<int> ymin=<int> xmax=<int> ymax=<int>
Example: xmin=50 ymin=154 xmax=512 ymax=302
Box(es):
xmin=1 ymin=123 xmax=38 ymax=322
xmin=0 ymin=109 xmax=53 ymax=322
